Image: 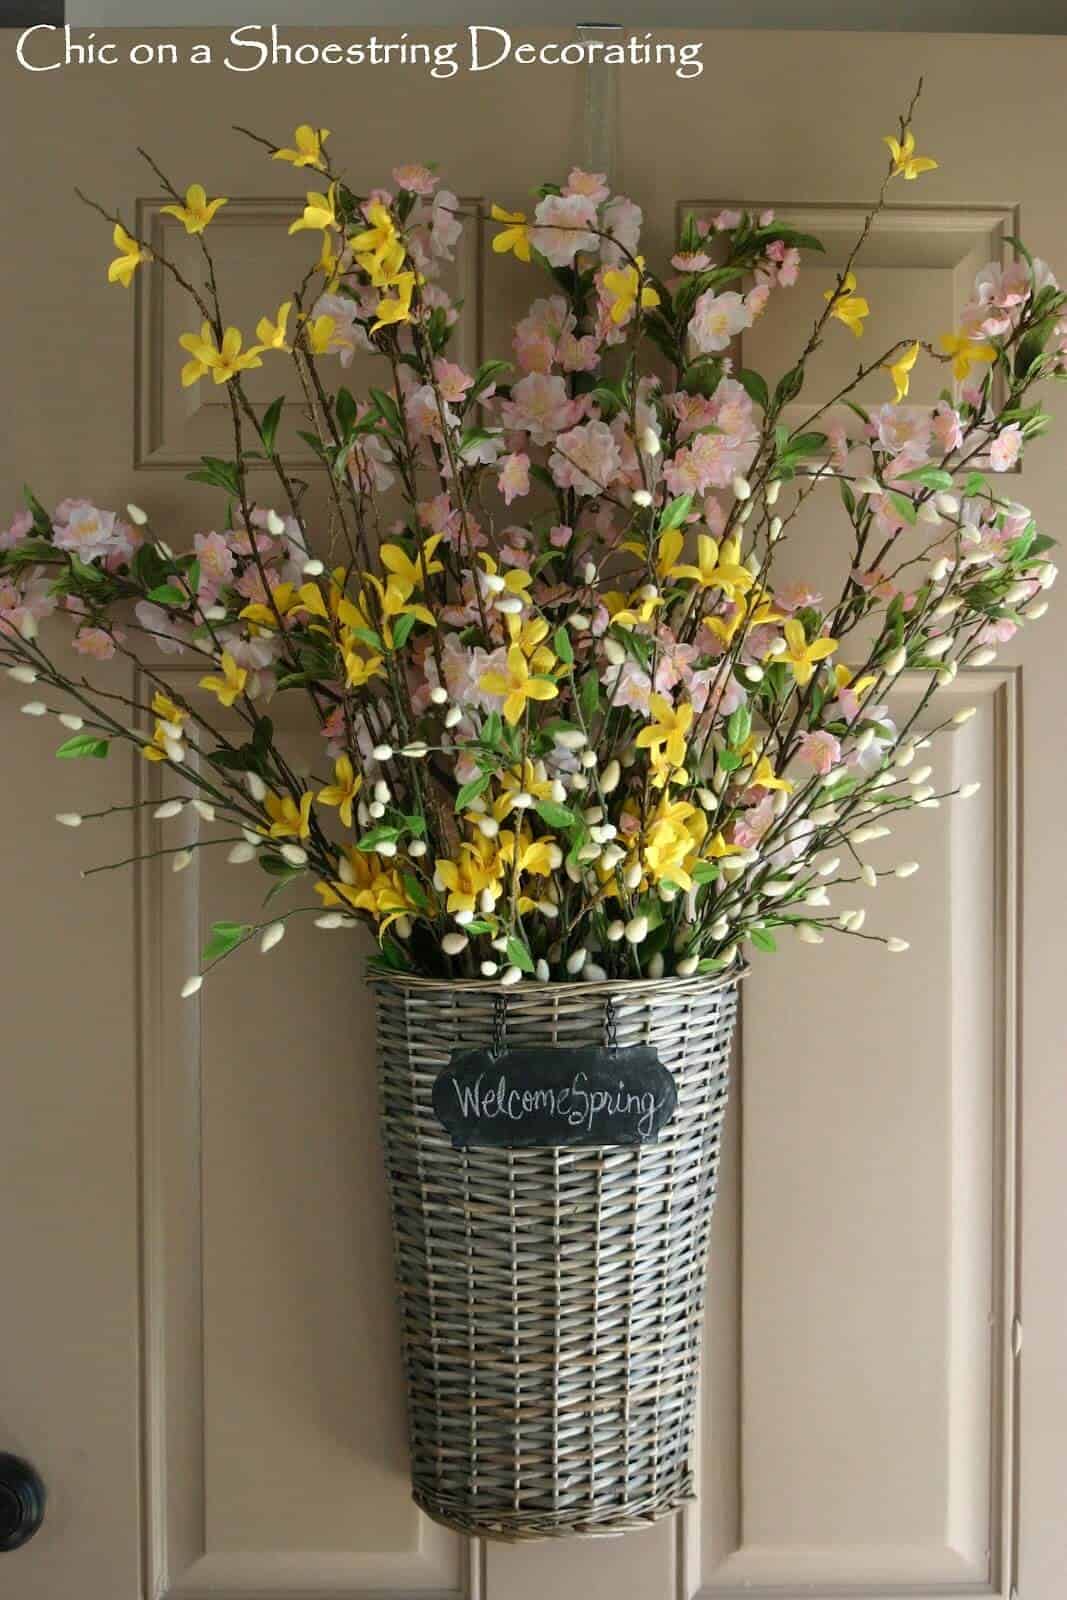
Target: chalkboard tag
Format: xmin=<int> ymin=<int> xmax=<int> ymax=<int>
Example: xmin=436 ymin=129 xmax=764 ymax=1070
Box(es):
xmin=432 ymin=1043 xmax=677 ymax=1151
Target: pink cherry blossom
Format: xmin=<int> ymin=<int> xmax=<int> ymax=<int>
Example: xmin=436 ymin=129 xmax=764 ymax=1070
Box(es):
xmin=134 ymin=601 xmax=186 ymax=654
xmin=498 ymin=453 xmax=531 ymax=505
xmin=549 ymin=420 xmax=622 ymax=497
xmin=688 ymin=290 xmax=752 ymax=355
xmin=774 ymin=581 xmax=823 ymax=613
xmin=672 ymin=251 xmax=712 ymax=274
xmin=732 ymin=794 xmax=775 ymax=849
xmin=564 ymin=168 xmax=610 ymax=205
xmin=989 ymin=425 xmax=1022 ymax=472
xmin=193 ymin=531 xmax=235 ymax=603
xmin=531 ymin=193 xmax=599 ymax=267
xmin=870 ymin=403 xmax=933 ymax=460
xmin=429 ymin=190 xmax=462 ymax=261
xmin=600 ymin=196 xmax=643 ymax=264
xmin=499 ymin=372 xmax=579 ymax=445
xmin=72 ymin=626 xmax=119 ymax=661
xmin=53 ymin=503 xmax=123 ymax=564
xmin=796 ymin=730 xmax=841 ymax=775
xmin=393 ymin=163 xmax=437 ymax=196
xmin=433 ymin=360 xmax=474 ymax=403
xmin=1 ymin=509 xmax=32 ymax=551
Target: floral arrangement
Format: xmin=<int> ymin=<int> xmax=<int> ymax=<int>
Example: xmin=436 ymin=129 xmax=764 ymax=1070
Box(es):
xmin=1 ymin=92 xmax=1060 ymax=994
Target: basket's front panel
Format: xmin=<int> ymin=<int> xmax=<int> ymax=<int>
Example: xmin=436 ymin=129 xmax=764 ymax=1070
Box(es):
xmin=374 ymin=978 xmax=738 ymax=1539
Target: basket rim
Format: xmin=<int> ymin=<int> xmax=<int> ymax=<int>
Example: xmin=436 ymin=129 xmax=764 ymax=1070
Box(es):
xmin=367 ymin=959 xmax=748 ymax=999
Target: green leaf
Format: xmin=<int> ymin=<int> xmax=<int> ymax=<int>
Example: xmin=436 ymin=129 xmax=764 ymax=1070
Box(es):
xmin=391 ymin=611 xmax=417 ymax=650
xmin=782 ymin=430 xmax=828 ymax=461
xmin=887 ymin=490 xmax=919 ymax=526
xmin=505 ymin=936 xmax=535 ymax=974
xmin=202 ymin=921 xmax=252 ymax=963
xmin=773 ymin=366 xmax=804 ymax=410
xmin=718 ymin=749 xmax=743 ymax=772
xmin=259 ymin=396 xmax=285 ymax=455
xmin=455 ymin=774 xmax=491 ymax=811
xmin=23 ymin=485 xmax=53 ymax=535
xmin=369 ymin=387 xmax=401 ymax=433
xmin=760 ymin=224 xmax=825 ymax=254
xmin=186 ymin=456 xmax=241 ymax=497
xmin=469 ymin=359 xmax=513 ymax=401
xmin=55 ymin=733 xmax=109 ymax=759
xmin=258 ymin=853 xmax=301 ymax=878
xmin=749 ymin=927 xmax=778 ymax=953
xmin=536 ymin=800 xmax=576 ymax=829
xmin=726 ymin=705 xmax=751 ymax=747
xmin=681 ymin=355 xmax=725 ymax=399
xmin=691 ymin=861 xmax=721 ymax=886
xmin=896 ymin=465 xmax=955 ymax=490
xmin=736 ymin=368 xmax=769 ymax=410
xmin=335 ymin=387 xmax=358 ymax=437
xmin=659 ymin=493 xmax=693 ymax=531
xmin=553 ymin=625 xmax=574 ymax=666
xmin=579 ymin=669 xmax=601 ymax=727
xmin=147 ymin=583 xmax=186 ymax=606
xmin=357 ymin=825 xmax=401 ymax=851
xmin=349 ymin=625 xmax=385 ymax=653
xmin=402 ymin=873 xmax=431 ymax=912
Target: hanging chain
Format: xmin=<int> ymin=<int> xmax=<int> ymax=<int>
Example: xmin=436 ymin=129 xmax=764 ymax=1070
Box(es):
xmin=490 ymin=991 xmax=507 ymax=1059
xmin=605 ymin=996 xmax=618 ymax=1053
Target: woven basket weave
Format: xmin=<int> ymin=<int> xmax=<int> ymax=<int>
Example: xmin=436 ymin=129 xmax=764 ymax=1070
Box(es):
xmin=370 ymin=968 xmax=741 ymax=1541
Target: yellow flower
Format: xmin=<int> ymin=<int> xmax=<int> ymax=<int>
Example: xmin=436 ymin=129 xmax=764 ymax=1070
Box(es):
xmin=782 ymin=618 xmax=838 ymax=686
xmin=435 ymin=845 xmax=503 ymax=917
xmin=601 ymin=255 xmax=660 ymax=325
xmin=256 ymin=301 xmax=292 ymax=352
xmin=239 ymin=582 xmax=304 ymax=632
xmin=834 ymin=664 xmax=878 ymax=697
xmin=746 ymin=755 xmax=794 ymax=794
xmin=506 ymin=613 xmax=550 ymax=659
xmin=199 ymin=651 xmax=248 ymax=707
xmin=479 ymin=645 xmax=560 ymax=725
xmin=371 ymin=272 xmax=416 ymax=334
xmin=179 ymin=324 xmax=263 ymax=387
xmin=289 ymin=184 xmax=339 ymax=236
xmin=317 ymin=755 xmax=362 ymax=828
xmin=479 ymin=554 xmax=534 ymax=604
xmin=363 ymin=575 xmax=436 ymax=646
xmin=886 ymin=341 xmax=920 ymax=403
xmin=939 ymin=330 xmax=997 ymax=383
xmin=108 ymin=223 xmax=150 ymax=287
xmin=603 ymin=589 xmax=663 ymax=629
xmin=673 ymin=534 xmax=753 ymax=599
xmin=160 ymin=183 xmax=227 ymax=235
xmin=273 ymin=125 xmax=330 ymax=170
xmin=141 ymin=691 xmax=189 ymax=763
xmin=379 ymin=533 xmax=444 ymax=592
xmin=824 ymin=271 xmax=869 ymax=338
xmin=641 ymin=794 xmax=704 ymax=891
xmin=884 ymin=129 xmax=938 ymax=181
xmin=350 ymin=201 xmax=402 ymax=270
xmin=304 ymin=314 xmax=337 ymax=355
xmin=490 ymin=204 xmax=532 ymax=262
xmin=634 ymin=694 xmax=693 ymax=773
xmin=341 ymin=644 xmax=385 ymax=690
xmin=264 ymin=788 xmax=313 ymax=841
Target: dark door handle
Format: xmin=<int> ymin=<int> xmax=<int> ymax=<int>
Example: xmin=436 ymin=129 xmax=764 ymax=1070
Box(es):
xmin=0 ymin=1455 xmax=46 ymax=1552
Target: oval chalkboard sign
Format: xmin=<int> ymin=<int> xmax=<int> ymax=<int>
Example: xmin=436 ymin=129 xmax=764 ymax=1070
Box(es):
xmin=432 ymin=1044 xmax=677 ymax=1150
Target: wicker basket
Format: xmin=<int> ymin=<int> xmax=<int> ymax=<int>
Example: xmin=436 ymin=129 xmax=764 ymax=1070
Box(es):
xmin=370 ymin=968 xmax=741 ymax=1541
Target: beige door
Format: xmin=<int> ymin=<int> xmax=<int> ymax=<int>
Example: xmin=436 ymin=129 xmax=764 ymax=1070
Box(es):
xmin=2 ymin=26 xmax=1065 ymax=1599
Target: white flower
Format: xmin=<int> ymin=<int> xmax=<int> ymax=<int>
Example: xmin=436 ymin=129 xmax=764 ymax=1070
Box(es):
xmin=260 ymin=921 xmax=286 ymax=953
